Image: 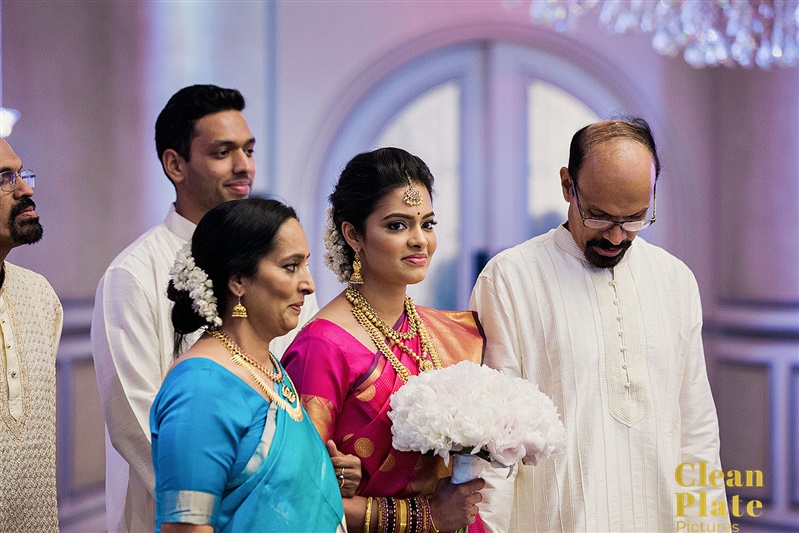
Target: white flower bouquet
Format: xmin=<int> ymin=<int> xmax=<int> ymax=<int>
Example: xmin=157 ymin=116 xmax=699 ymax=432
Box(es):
xmin=388 ymin=361 xmax=566 ymax=483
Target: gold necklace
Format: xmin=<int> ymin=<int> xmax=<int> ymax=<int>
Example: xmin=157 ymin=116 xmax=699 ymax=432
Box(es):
xmin=346 ymin=288 xmax=418 ymax=340
xmin=212 ymin=330 xmax=283 ymax=381
xmin=208 ymin=330 xmax=303 ymax=421
xmin=346 ymin=287 xmax=442 ymax=382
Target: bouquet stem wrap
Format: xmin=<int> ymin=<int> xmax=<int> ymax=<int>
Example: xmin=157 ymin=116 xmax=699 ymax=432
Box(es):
xmin=451 ymin=453 xmax=487 ymax=484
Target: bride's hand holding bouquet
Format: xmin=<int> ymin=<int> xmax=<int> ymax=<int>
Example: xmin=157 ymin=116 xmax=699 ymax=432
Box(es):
xmin=389 ymin=361 xmax=566 ymax=489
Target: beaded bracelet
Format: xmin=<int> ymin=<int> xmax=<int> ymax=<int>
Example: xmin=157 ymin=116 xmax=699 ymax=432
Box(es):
xmin=407 ymin=497 xmax=417 ymax=533
xmin=373 ymin=495 xmax=438 ymax=533
xmin=380 ymin=497 xmax=390 ymax=533
xmin=424 ymin=497 xmax=440 ymax=533
xmin=413 ymin=497 xmax=425 ymax=533
xmin=386 ymin=497 xmax=396 ymax=533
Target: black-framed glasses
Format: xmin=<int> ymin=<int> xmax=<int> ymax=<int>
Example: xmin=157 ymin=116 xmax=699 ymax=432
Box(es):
xmin=571 ymin=181 xmax=656 ymax=232
xmin=0 ymin=169 xmax=35 ymax=192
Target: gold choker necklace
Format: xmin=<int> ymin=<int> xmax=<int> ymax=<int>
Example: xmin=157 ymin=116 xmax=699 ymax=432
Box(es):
xmin=209 ymin=330 xmax=303 ymax=421
xmin=346 ymin=286 xmax=441 ymax=382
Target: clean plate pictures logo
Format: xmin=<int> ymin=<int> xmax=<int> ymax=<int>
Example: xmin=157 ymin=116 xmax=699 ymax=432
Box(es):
xmin=675 ymin=462 xmax=763 ymax=532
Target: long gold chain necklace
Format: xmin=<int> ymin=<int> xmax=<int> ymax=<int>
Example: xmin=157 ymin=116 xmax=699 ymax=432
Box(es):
xmin=346 ymin=287 xmax=419 ymax=340
xmin=208 ymin=330 xmax=303 ymax=422
xmin=346 ymin=287 xmax=441 ymax=383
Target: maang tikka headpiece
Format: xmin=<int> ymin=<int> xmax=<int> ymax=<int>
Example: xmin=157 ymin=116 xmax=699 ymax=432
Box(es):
xmin=403 ymin=175 xmax=423 ymax=207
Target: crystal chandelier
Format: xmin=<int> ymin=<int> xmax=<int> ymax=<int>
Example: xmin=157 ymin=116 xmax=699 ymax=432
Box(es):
xmin=527 ymin=0 xmax=799 ymax=68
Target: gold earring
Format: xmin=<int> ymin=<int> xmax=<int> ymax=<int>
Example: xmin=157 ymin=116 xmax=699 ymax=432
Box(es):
xmin=231 ymin=295 xmax=248 ymax=318
xmin=349 ymin=251 xmax=364 ymax=285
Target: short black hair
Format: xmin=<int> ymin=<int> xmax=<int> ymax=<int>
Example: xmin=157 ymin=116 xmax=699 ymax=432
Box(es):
xmin=568 ymin=117 xmax=661 ymax=182
xmin=155 ymin=84 xmax=245 ymax=167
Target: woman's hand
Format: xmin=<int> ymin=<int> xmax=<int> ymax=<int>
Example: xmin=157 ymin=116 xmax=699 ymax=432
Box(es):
xmin=327 ymin=440 xmax=362 ymax=498
xmin=428 ymin=476 xmax=485 ymax=532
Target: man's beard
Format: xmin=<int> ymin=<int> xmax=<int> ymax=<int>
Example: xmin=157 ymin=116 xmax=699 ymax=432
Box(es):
xmin=584 ymin=237 xmax=631 ymax=268
xmin=9 ymin=197 xmax=43 ymax=245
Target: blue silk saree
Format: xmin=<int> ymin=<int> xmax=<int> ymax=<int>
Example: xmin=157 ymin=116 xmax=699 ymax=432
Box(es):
xmin=151 ymin=358 xmax=344 ymax=532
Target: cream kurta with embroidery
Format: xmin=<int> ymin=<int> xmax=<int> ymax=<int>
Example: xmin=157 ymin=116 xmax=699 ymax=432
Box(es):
xmin=0 ymin=262 xmax=63 ymax=532
xmin=471 ymin=224 xmax=728 ymax=533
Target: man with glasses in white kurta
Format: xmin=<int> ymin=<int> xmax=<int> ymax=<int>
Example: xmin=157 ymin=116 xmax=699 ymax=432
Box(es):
xmin=471 ymin=118 xmax=729 ymax=533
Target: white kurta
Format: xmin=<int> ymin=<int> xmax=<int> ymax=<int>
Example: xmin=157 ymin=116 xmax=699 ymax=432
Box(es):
xmin=470 ymin=224 xmax=728 ymax=533
xmin=91 ymin=205 xmax=318 ymax=533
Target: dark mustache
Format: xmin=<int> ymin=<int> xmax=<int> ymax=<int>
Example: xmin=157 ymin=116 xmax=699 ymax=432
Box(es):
xmin=586 ymin=237 xmax=632 ymax=251
xmin=10 ymin=197 xmax=36 ymax=219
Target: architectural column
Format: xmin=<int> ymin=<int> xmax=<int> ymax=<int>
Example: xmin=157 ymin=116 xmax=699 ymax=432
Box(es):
xmin=708 ymin=68 xmax=799 ymax=531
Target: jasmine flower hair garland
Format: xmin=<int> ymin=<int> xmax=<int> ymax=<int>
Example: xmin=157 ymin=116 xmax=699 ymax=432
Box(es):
xmin=323 ymin=208 xmax=353 ymax=284
xmin=169 ymin=243 xmax=223 ymax=327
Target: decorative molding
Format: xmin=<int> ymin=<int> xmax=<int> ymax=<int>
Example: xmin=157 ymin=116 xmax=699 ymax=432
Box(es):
xmin=791 ymin=365 xmax=799 ymax=509
xmin=56 ymin=297 xmax=104 ymax=528
xmin=715 ymin=360 xmax=773 ymax=504
xmin=707 ymin=300 xmax=799 ymax=341
xmin=709 ymin=336 xmax=799 ymax=528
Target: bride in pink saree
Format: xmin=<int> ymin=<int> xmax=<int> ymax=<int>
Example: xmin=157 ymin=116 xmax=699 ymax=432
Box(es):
xmin=283 ymin=147 xmax=487 ymax=533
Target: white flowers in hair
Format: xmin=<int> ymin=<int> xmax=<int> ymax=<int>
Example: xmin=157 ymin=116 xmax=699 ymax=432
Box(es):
xmin=322 ymin=208 xmax=352 ymax=283
xmin=169 ymin=243 xmax=223 ymax=328
xmin=389 ymin=361 xmax=566 ymax=467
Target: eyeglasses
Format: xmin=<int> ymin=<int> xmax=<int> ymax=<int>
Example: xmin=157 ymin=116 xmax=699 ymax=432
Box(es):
xmin=571 ymin=181 xmax=656 ymax=232
xmin=0 ymin=169 xmax=35 ymax=192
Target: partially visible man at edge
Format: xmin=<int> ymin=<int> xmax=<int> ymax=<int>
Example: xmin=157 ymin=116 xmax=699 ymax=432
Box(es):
xmin=0 ymin=138 xmax=63 ymax=531
xmin=91 ymin=85 xmax=319 ymax=533
xmin=471 ymin=118 xmax=728 ymax=532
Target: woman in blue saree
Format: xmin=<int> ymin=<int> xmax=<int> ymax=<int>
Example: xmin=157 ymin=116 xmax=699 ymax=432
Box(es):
xmin=150 ymin=198 xmax=354 ymax=533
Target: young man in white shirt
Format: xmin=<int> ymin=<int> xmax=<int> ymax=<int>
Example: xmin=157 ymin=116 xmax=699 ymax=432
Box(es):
xmin=91 ymin=85 xmax=318 ymax=532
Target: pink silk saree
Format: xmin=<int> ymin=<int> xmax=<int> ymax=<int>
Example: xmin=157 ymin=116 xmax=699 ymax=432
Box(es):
xmin=282 ymin=307 xmax=486 ymax=530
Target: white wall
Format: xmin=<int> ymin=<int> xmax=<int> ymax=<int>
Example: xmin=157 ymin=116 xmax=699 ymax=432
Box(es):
xmin=2 ymin=1 xmax=271 ymax=298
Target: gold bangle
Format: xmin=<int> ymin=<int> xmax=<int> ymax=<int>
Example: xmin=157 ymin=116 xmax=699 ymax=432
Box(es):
xmin=397 ymin=498 xmax=408 ymax=533
xmin=365 ymin=496 xmax=373 ymax=533
xmin=377 ymin=498 xmax=384 ymax=533
xmin=428 ymin=500 xmax=440 ymax=533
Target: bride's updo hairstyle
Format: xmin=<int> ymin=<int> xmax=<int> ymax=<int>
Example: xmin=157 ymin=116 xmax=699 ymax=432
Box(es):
xmin=167 ymin=197 xmax=298 ymax=354
xmin=328 ymin=147 xmax=435 ymax=269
